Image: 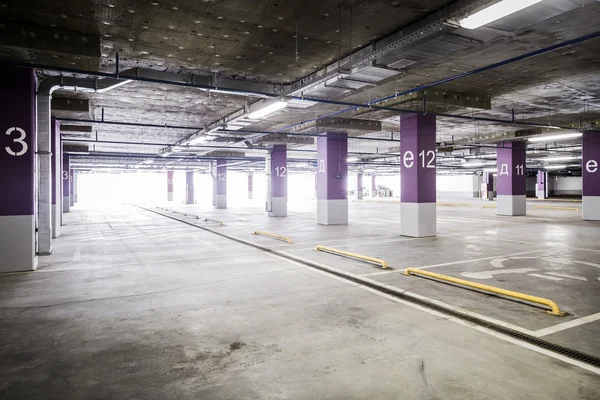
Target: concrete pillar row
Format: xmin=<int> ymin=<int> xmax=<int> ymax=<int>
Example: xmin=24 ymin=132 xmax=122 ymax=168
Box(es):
xmin=536 ymin=170 xmax=547 ymax=200
xmin=496 ymin=142 xmax=526 ymax=216
xmin=400 ymin=113 xmax=436 ymax=237
xmin=355 ymin=173 xmax=364 ymax=200
xmin=0 ymin=66 xmax=38 ymax=272
xmin=248 ymin=173 xmax=253 ymax=200
xmin=582 ymin=131 xmax=600 ymax=221
xmin=50 ymin=118 xmax=61 ymax=238
xmin=37 ymin=93 xmax=52 ymax=255
xmin=62 ymin=153 xmax=71 ymax=213
xmin=215 ymin=159 xmax=227 ymax=209
xmin=371 ymin=175 xmax=376 ymax=197
xmin=167 ymin=170 xmax=174 ymax=201
xmin=69 ymin=169 xmax=75 ymax=207
xmin=185 ymin=171 xmax=195 ymax=204
xmin=317 ymin=131 xmax=348 ymax=225
xmin=266 ymin=145 xmax=287 ymax=217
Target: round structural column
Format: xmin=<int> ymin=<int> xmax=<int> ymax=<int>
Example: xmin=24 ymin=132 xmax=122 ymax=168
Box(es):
xmin=267 ymin=145 xmax=287 ymax=217
xmin=167 ymin=170 xmax=174 ymax=201
xmin=0 ymin=66 xmax=38 ymax=272
xmin=496 ymin=142 xmax=526 ymax=216
xmin=582 ymin=131 xmax=600 ymax=221
xmin=400 ymin=113 xmax=437 ymax=237
xmin=355 ymin=173 xmax=364 ymax=200
xmin=248 ymin=173 xmax=253 ymax=200
xmin=69 ymin=169 xmax=75 ymax=207
xmin=215 ymin=159 xmax=227 ymax=209
xmin=536 ymin=170 xmax=547 ymax=200
xmin=50 ymin=118 xmax=61 ymax=238
xmin=62 ymin=153 xmax=70 ymax=213
xmin=371 ymin=175 xmax=377 ymax=197
xmin=317 ymin=131 xmax=348 ymax=225
xmin=185 ymin=171 xmax=195 ymax=204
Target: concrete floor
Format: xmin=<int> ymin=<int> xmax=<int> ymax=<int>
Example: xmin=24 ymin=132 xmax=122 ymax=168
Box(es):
xmin=1 ymin=199 xmax=599 ymax=399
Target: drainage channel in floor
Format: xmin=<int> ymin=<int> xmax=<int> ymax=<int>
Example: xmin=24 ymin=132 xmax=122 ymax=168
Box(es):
xmin=135 ymin=204 xmax=600 ymax=370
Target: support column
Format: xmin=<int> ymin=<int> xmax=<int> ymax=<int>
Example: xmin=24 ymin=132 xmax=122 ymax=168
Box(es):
xmin=185 ymin=171 xmax=195 ymax=204
xmin=267 ymin=145 xmax=287 ymax=217
xmin=0 ymin=66 xmax=38 ymax=272
xmin=484 ymin=172 xmax=494 ymax=200
xmin=167 ymin=170 xmax=174 ymax=201
xmin=472 ymin=174 xmax=483 ymax=198
xmin=496 ymin=142 xmax=526 ymax=216
xmin=248 ymin=173 xmax=253 ymax=200
xmin=400 ymin=113 xmax=436 ymax=237
xmin=73 ymin=170 xmax=78 ymax=204
xmin=51 ymin=118 xmax=61 ymax=238
xmin=582 ymin=131 xmax=600 ymax=221
xmin=371 ymin=175 xmax=377 ymax=197
xmin=536 ymin=170 xmax=547 ymax=200
xmin=37 ymin=92 xmax=52 ymax=255
xmin=215 ymin=159 xmax=227 ymax=209
xmin=62 ymin=153 xmax=70 ymax=213
xmin=355 ymin=173 xmax=364 ymax=200
xmin=211 ymin=161 xmax=217 ymax=206
xmin=317 ymin=132 xmax=348 ymax=225
xmin=69 ymin=169 xmax=75 ymax=207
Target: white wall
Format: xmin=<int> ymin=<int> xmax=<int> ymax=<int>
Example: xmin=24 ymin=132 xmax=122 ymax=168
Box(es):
xmin=548 ymin=176 xmax=582 ymax=197
xmin=436 ymin=175 xmax=477 ymax=198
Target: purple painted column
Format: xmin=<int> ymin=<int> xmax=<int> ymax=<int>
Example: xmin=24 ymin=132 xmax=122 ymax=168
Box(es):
xmin=536 ymin=170 xmax=547 ymax=200
xmin=371 ymin=175 xmax=377 ymax=197
xmin=484 ymin=172 xmax=495 ymax=200
xmin=355 ymin=173 xmax=364 ymax=200
xmin=167 ymin=170 xmax=174 ymax=201
xmin=0 ymin=66 xmax=38 ymax=272
xmin=582 ymin=131 xmax=600 ymax=221
xmin=62 ymin=153 xmax=71 ymax=213
xmin=400 ymin=113 xmax=437 ymax=237
xmin=248 ymin=173 xmax=253 ymax=200
xmin=51 ymin=118 xmax=61 ymax=238
xmin=496 ymin=141 xmax=526 ymax=216
xmin=185 ymin=171 xmax=195 ymax=204
xmin=69 ymin=169 xmax=75 ymax=207
xmin=317 ymin=132 xmax=348 ymax=225
xmin=215 ymin=159 xmax=227 ymax=209
xmin=267 ymin=145 xmax=287 ymax=217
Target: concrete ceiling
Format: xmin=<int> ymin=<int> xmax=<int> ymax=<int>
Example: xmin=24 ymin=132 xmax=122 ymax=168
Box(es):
xmin=0 ymin=0 xmax=599 ymax=174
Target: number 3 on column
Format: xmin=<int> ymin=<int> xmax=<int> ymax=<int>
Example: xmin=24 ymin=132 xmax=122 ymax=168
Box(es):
xmin=5 ymin=127 xmax=28 ymax=156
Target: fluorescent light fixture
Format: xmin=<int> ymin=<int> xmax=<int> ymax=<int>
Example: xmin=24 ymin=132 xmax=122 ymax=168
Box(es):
xmin=142 ymin=159 xmax=154 ymax=164
xmin=544 ymin=164 xmax=567 ymax=170
xmin=483 ymin=167 xmax=497 ymax=172
xmin=528 ymin=132 xmax=583 ymax=143
xmin=159 ymin=148 xmax=174 ymax=157
xmin=463 ymin=161 xmax=487 ymax=167
xmin=544 ymin=156 xmax=578 ymax=162
xmin=459 ymin=0 xmax=544 ymax=29
xmin=347 ymin=157 xmax=360 ymax=163
xmin=188 ymin=135 xmax=209 ymax=145
xmin=247 ymin=100 xmax=287 ymax=119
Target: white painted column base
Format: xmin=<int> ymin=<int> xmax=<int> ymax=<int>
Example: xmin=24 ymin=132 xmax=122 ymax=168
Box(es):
xmin=317 ymin=199 xmax=348 ymax=225
xmin=497 ymin=195 xmax=526 ymax=216
xmin=401 ymin=202 xmax=436 ymax=237
xmin=167 ymin=193 xmax=174 ymax=201
xmin=269 ymin=196 xmax=287 ymax=217
xmin=537 ymin=191 xmax=546 ymax=200
xmin=63 ymin=196 xmax=70 ymax=213
xmin=185 ymin=200 xmax=196 ymax=205
xmin=216 ymin=194 xmax=227 ymax=209
xmin=583 ymin=196 xmax=600 ymax=221
xmin=354 ymin=192 xmax=363 ymax=200
xmin=51 ymin=204 xmax=61 ymax=238
xmin=0 ymin=215 xmax=37 ymax=272
xmin=248 ymin=191 xmax=253 ymax=200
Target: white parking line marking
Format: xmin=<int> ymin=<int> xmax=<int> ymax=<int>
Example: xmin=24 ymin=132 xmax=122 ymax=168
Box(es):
xmin=528 ymin=273 xmax=563 ymax=281
xmin=535 ymin=312 xmax=600 ymax=337
xmin=461 ymin=268 xmax=539 ymax=280
xmin=545 ymin=272 xmax=588 ymax=281
xmin=574 ymin=261 xmax=600 ymax=269
xmin=361 ymin=249 xmax=548 ymax=277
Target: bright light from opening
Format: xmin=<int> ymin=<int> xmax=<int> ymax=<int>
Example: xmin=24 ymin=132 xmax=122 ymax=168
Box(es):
xmin=459 ymin=0 xmax=544 ymax=29
xmin=528 ymin=133 xmax=583 ymax=142
xmin=247 ymin=100 xmax=288 ymax=119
